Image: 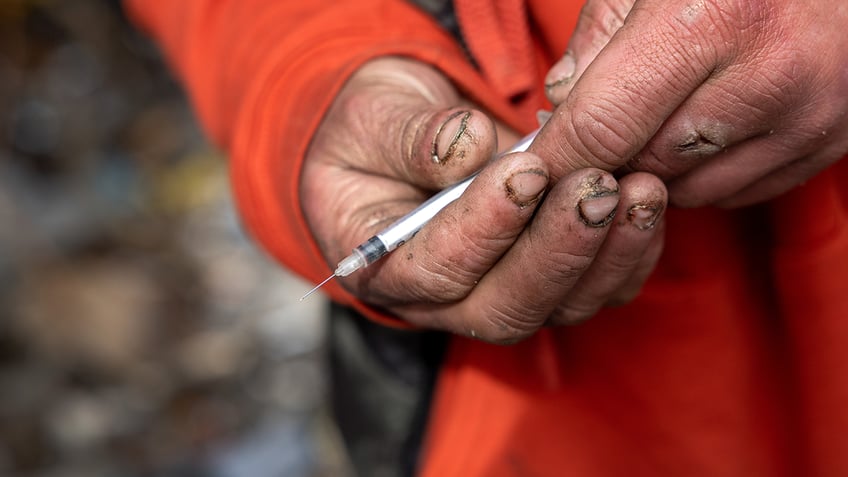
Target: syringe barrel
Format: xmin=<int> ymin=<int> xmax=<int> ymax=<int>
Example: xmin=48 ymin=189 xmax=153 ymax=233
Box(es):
xmin=349 ymin=127 xmax=540 ymax=270
xmin=374 ymin=127 xmax=538 ymax=251
xmin=355 ymin=236 xmax=389 ymax=264
xmin=335 ymin=236 xmax=387 ymax=276
xmin=376 ymin=175 xmax=475 ymax=251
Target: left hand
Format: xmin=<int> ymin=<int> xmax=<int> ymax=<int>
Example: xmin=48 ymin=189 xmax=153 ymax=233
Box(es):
xmin=301 ymin=57 xmax=668 ymax=342
xmin=537 ymin=0 xmax=848 ymax=208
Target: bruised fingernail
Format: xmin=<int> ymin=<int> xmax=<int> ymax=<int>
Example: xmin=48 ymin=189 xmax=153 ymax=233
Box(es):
xmin=506 ymin=169 xmax=548 ymax=208
xmin=432 ymin=110 xmax=471 ymax=164
xmin=544 ymin=51 xmax=576 ymax=91
xmin=628 ymin=203 xmax=663 ymax=231
xmin=577 ymin=174 xmax=619 ymax=227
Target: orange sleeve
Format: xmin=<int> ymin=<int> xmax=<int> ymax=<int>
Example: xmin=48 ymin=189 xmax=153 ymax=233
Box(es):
xmin=123 ymin=0 xmax=523 ymax=326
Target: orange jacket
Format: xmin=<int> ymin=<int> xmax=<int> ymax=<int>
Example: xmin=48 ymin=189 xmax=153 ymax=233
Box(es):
xmin=126 ymin=0 xmax=848 ymax=475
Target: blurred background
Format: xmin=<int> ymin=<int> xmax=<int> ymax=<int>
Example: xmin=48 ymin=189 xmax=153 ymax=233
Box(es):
xmin=0 ymin=1 xmax=352 ymax=476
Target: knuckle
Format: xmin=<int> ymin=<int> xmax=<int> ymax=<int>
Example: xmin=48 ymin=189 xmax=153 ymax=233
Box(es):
xmin=358 ymin=263 xmax=470 ymax=306
xmin=568 ymin=96 xmax=640 ymax=169
xmin=445 ymin=204 xmax=513 ymax=251
xmin=689 ymin=0 xmax=764 ymax=44
xmin=528 ymin=234 xmax=601 ymax=280
xmin=754 ymin=44 xmax=848 ymax=148
xmin=410 ymin=235 xmax=490 ymax=302
xmin=734 ymin=42 xmax=810 ymax=111
xmin=478 ymin=306 xmax=541 ymax=344
xmin=336 ymin=88 xmax=432 ymax=170
xmin=715 ymin=0 xmax=768 ymax=35
xmin=531 ymin=233 xmax=598 ymax=282
xmin=638 ymin=1 xmax=750 ymax=71
xmin=408 ymin=260 xmax=475 ymax=303
xmin=696 ymin=0 xmax=796 ymax=67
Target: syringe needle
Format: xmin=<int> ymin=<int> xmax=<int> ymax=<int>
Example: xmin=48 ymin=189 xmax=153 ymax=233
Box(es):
xmin=299 ymin=274 xmax=336 ymax=301
xmin=300 ymin=248 xmax=368 ymax=301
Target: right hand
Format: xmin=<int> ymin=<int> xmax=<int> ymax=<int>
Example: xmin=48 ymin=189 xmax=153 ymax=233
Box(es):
xmin=538 ymin=0 xmax=848 ymax=208
xmin=301 ymin=57 xmax=668 ymax=343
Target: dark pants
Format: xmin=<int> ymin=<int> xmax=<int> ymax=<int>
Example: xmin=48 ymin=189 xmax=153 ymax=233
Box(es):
xmin=328 ymin=304 xmax=448 ymax=477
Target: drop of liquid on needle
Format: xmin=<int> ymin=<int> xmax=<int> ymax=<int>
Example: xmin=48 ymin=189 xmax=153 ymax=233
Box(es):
xmin=299 ymin=274 xmax=336 ymax=301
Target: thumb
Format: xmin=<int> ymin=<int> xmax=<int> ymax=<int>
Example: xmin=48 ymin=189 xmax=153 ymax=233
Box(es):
xmin=318 ymin=57 xmax=498 ymax=190
xmin=544 ymin=0 xmax=635 ymax=105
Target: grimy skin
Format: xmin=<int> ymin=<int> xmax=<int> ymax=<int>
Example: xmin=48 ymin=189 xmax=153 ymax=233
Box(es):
xmin=302 ymin=0 xmax=848 ymax=344
xmin=539 ymin=0 xmax=848 ymax=207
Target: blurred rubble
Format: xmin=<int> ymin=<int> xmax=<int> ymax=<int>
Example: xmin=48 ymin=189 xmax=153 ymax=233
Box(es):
xmin=0 ymin=1 xmax=350 ymax=476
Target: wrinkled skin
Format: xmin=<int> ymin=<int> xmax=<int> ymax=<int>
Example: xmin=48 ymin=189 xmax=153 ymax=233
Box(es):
xmin=301 ymin=0 xmax=848 ymax=343
xmin=302 ymin=58 xmax=667 ymax=344
xmin=540 ymin=0 xmax=848 ymax=207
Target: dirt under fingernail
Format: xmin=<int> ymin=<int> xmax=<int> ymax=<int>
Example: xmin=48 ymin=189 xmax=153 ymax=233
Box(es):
xmin=576 ymin=174 xmax=619 ymax=227
xmin=505 ymin=169 xmax=548 ymax=208
xmin=432 ymin=110 xmax=471 ymax=164
xmin=544 ymin=51 xmax=576 ymax=89
xmin=578 ymin=195 xmax=618 ymax=226
xmin=628 ymin=203 xmax=663 ymax=231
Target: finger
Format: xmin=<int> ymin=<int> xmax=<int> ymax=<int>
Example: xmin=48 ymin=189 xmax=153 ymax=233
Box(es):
xmin=605 ymin=218 xmax=665 ymax=305
xmin=658 ymin=59 xmax=848 ymax=207
xmin=531 ymin=0 xmax=756 ymax=179
xmin=323 ymin=57 xmax=498 ymax=189
xmin=544 ymin=0 xmax=634 ymax=105
xmin=413 ymin=169 xmax=621 ymax=344
xmin=714 ymin=146 xmax=848 ymax=208
xmin=550 ymin=172 xmax=667 ymax=325
xmin=665 ymin=109 xmax=847 ymax=208
xmin=661 ymin=134 xmax=788 ymax=208
xmin=346 ymin=151 xmax=550 ymax=306
xmin=620 ymin=34 xmax=814 ymax=183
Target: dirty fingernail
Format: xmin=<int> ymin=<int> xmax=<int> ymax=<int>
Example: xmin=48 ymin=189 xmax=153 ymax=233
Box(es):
xmin=579 ymin=195 xmax=618 ymax=226
xmin=433 ymin=110 xmax=471 ymax=164
xmin=577 ymin=174 xmax=619 ymax=227
xmin=628 ymin=203 xmax=663 ymax=231
xmin=544 ymin=51 xmax=576 ymax=91
xmin=506 ymin=169 xmax=548 ymax=208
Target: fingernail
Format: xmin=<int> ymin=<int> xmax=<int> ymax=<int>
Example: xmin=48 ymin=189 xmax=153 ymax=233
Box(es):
xmin=432 ymin=110 xmax=471 ymax=164
xmin=544 ymin=51 xmax=576 ymax=90
xmin=628 ymin=203 xmax=663 ymax=231
xmin=577 ymin=174 xmax=619 ymax=227
xmin=536 ymin=109 xmax=553 ymax=127
xmin=506 ymin=169 xmax=548 ymax=208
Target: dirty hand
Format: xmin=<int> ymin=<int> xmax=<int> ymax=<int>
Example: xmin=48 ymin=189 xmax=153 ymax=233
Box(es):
xmin=539 ymin=0 xmax=848 ymax=207
xmin=301 ymin=57 xmax=667 ymax=343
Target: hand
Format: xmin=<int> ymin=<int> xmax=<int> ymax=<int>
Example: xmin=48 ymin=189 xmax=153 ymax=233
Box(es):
xmin=301 ymin=57 xmax=667 ymax=343
xmin=538 ymin=0 xmax=848 ymax=207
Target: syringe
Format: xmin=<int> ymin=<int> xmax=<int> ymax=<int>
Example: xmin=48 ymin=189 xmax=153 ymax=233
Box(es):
xmin=300 ymin=128 xmax=540 ymax=301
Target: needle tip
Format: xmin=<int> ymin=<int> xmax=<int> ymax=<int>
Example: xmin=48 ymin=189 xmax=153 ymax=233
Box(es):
xmin=299 ymin=274 xmax=336 ymax=301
